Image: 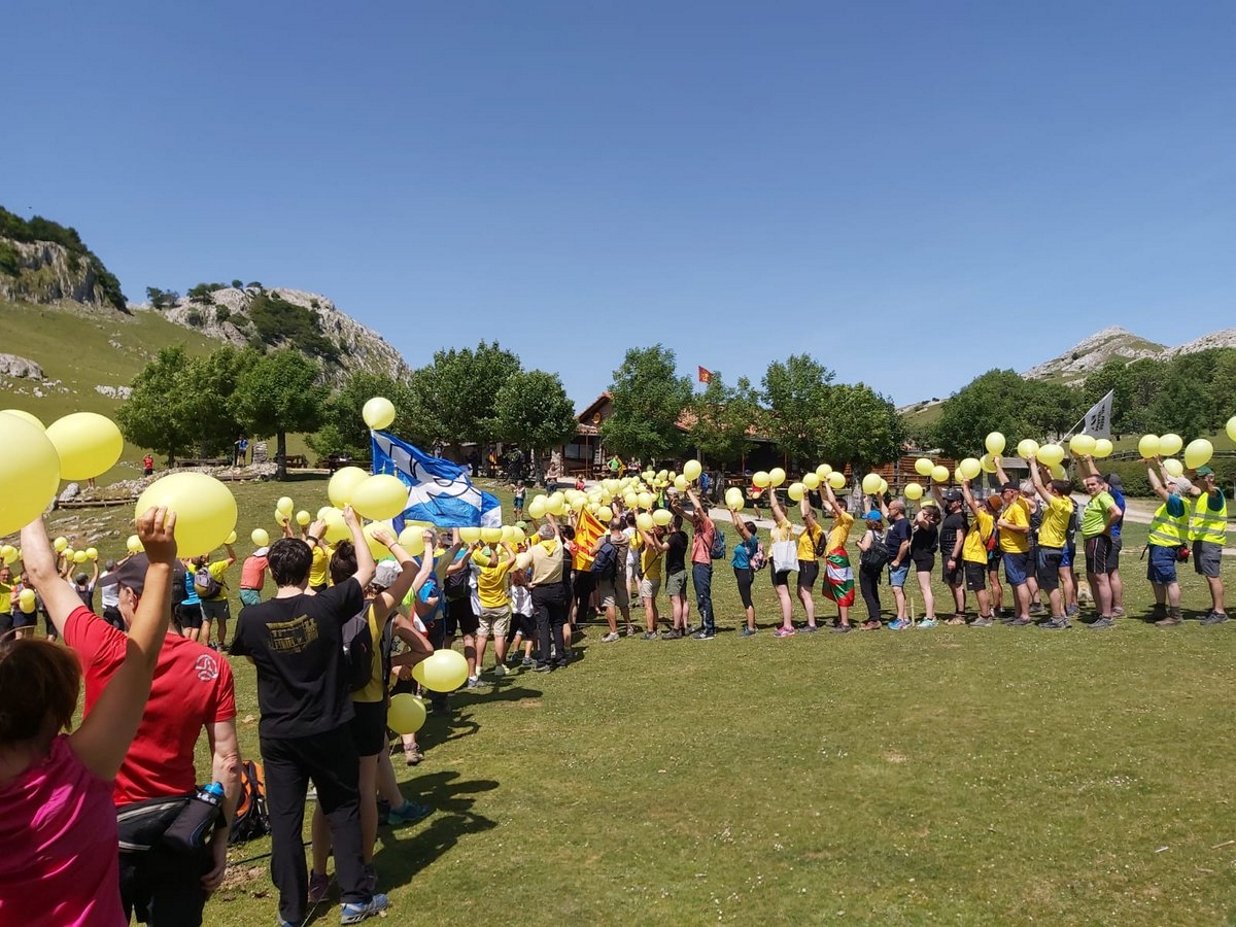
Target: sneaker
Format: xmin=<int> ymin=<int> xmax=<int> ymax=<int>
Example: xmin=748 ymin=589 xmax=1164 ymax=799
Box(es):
xmin=1200 ymin=611 xmax=1229 ymax=626
xmin=774 ymin=626 xmax=796 ymax=638
xmin=888 ymin=618 xmax=909 ymax=631
xmin=465 ymin=676 xmax=485 ymax=689
xmin=945 ymin=615 xmax=966 ymax=626
xmin=1154 ymin=614 xmax=1182 ymax=628
xmin=916 ymin=618 xmax=938 ymax=629
xmin=999 ymin=613 xmax=1019 ymax=624
xmin=1111 ymin=607 xmax=1125 ymax=618
xmin=1010 ymin=617 xmax=1033 ymax=627
xmin=800 ymin=623 xmax=820 ymax=633
xmin=340 ymin=894 xmax=390 ymax=924
xmin=600 ymin=631 xmax=620 ymax=643
xmin=693 ymin=630 xmax=716 ymax=640
xmin=534 ymin=662 xmax=554 ymax=673
xmin=624 ymin=625 xmax=637 ymax=636
xmin=860 ymin=619 xmax=882 ymax=631
xmin=520 ymin=655 xmax=534 ymax=668
xmin=308 ymin=870 xmax=330 ymax=903
xmin=830 ymin=623 xmax=853 ymax=634
xmin=739 ymin=626 xmax=758 ymax=637
xmin=1065 ymin=604 xmax=1080 ymax=617
xmin=405 ymin=747 xmax=423 ymax=767
xmin=1040 ymin=617 xmax=1071 ymax=630
xmin=970 ymin=616 xmax=994 ymax=627
xmin=641 ymin=631 xmax=659 ymax=640
xmin=1029 ymin=603 xmax=1045 ymax=616
xmin=387 ymin=800 xmax=432 ymax=826
xmin=492 ymin=663 xmax=508 ymax=677
xmin=1087 ymin=616 xmax=1114 ymax=630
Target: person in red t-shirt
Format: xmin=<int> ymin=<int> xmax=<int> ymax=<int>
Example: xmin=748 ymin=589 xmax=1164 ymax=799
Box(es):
xmin=22 ymin=516 xmax=241 ymax=927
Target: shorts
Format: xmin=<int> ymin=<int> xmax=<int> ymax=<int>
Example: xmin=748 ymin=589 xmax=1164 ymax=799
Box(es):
xmin=1036 ymin=547 xmax=1064 ymax=591
xmin=512 ymin=611 xmax=535 ymax=638
xmin=638 ymin=577 xmax=661 ymax=600
xmin=797 ymin=559 xmax=820 ymax=590
xmin=1106 ymin=536 xmax=1122 ymax=574
xmin=987 ymin=548 xmax=1001 ymax=574
xmin=1061 ymin=545 xmax=1075 ymax=568
xmin=964 ymin=562 xmax=987 ymax=592
xmin=597 ymin=580 xmax=629 ymax=609
xmin=477 ymin=605 xmax=511 ymax=639
xmin=942 ymin=559 xmax=964 ymax=586
xmin=349 ymin=699 xmax=388 ymax=757
xmin=200 ymin=599 xmax=230 ymax=622
xmin=889 ymin=563 xmax=910 ymax=588
xmin=1147 ymin=544 xmax=1180 ymax=585
xmin=1193 ymin=540 xmax=1222 ymax=578
xmin=10 ymin=609 xmax=36 ymax=630
xmin=239 ymin=588 xmax=261 ymax=607
xmin=176 ymin=603 xmax=203 ymax=629
xmin=1084 ymin=535 xmax=1111 ymax=574
xmin=664 ymin=569 xmax=688 ymax=598
xmin=771 ymin=569 xmax=792 ymax=587
xmin=444 ymin=597 xmax=479 ymax=636
xmin=912 ymin=554 xmax=935 ymax=574
xmin=1002 ymin=552 xmax=1030 ymax=586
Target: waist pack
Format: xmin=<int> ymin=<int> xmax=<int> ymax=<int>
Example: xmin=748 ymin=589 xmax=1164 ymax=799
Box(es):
xmin=117 ymin=789 xmax=220 ymax=856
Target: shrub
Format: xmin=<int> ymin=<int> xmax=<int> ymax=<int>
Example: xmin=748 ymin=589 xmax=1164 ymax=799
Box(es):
xmin=185 ymin=309 xmax=204 ymax=327
xmin=215 ymin=306 xmax=231 ymax=324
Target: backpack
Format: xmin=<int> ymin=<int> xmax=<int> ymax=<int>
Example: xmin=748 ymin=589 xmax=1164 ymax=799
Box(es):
xmin=193 ymin=566 xmax=221 ymax=599
xmin=591 ymin=540 xmax=617 ymax=580
xmin=342 ymin=605 xmax=376 ymax=692
xmin=709 ymin=526 xmax=726 ymax=560
xmin=444 ymin=558 xmax=471 ymax=601
xmin=860 ymin=530 xmax=890 ymax=569
xmin=749 ymin=539 xmax=767 ymax=571
xmin=812 ymin=525 xmax=829 ymax=558
xmin=228 ymin=760 xmax=271 ymax=844
xmin=170 ymin=565 xmax=187 ymax=607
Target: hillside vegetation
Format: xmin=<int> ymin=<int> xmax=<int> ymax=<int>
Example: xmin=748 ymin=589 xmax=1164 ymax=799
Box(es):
xmin=0 ymin=208 xmax=125 ymax=309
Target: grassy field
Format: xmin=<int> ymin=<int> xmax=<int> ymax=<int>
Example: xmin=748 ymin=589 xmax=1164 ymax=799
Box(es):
xmin=19 ymin=478 xmax=1236 ymax=926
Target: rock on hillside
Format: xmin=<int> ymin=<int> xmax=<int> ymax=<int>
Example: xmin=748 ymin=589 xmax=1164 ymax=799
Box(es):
xmin=0 ymin=240 xmax=123 ymax=309
xmin=149 ymin=286 xmax=410 ymax=384
xmin=1024 ymin=326 xmax=1166 ymax=383
xmin=1164 ymin=328 xmax=1236 ymax=356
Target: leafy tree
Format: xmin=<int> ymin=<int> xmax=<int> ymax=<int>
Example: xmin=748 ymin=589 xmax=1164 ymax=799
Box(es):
xmin=230 ymin=279 xmax=243 ymax=289
xmin=309 ymin=372 xmax=417 ymax=461
xmin=493 ymin=369 xmax=578 ymax=461
xmin=235 ymin=350 xmax=327 ymax=479
xmin=821 ymin=383 xmax=904 ymax=470
xmin=931 ymin=369 xmax=1039 ymax=457
xmin=179 ymin=347 xmax=259 ymax=456
xmin=761 ymin=354 xmax=835 ymax=465
xmin=0 ymin=206 xmax=126 ymax=309
xmin=688 ymin=371 xmax=761 ymax=467
xmin=407 ymin=341 xmax=523 ymax=449
xmin=145 ymin=287 xmax=180 ymax=309
xmin=117 ymin=346 xmax=197 ymax=466
xmin=601 ymin=345 xmax=693 ymax=460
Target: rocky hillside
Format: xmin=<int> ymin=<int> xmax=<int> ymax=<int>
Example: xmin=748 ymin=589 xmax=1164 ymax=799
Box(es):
xmin=147 ymin=285 xmax=409 ymax=383
xmin=0 ymin=208 xmax=126 ymax=310
xmin=1024 ymin=326 xmax=1166 ymax=383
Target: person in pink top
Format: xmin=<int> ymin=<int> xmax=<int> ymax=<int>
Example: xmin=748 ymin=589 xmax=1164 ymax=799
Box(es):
xmin=0 ymin=507 xmax=177 ymax=927
xmin=673 ymin=486 xmax=717 ymax=639
xmin=239 ymin=545 xmax=270 ymax=607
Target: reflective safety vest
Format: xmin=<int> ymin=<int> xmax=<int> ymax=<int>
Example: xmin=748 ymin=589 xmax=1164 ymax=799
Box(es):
xmin=1189 ymin=491 xmax=1228 ymax=545
xmin=1147 ymin=499 xmax=1186 ymax=548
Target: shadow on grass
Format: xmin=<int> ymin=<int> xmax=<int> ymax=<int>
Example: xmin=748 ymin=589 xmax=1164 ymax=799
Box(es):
xmin=376 ymin=770 xmax=499 ymax=879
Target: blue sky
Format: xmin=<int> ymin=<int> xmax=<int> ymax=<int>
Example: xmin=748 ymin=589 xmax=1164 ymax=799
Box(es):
xmin=4 ymin=1 xmax=1234 ymax=408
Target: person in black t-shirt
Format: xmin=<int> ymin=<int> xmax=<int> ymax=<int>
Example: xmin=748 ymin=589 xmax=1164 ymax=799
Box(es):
xmin=909 ymin=505 xmax=941 ymax=625
xmin=663 ymin=517 xmax=689 ymax=638
xmin=933 ymin=486 xmax=969 ymax=623
xmin=230 ymin=506 xmax=389 ymax=927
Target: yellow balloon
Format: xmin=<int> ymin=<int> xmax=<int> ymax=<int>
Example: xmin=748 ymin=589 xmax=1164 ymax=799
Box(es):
xmin=959 ymin=458 xmax=982 ymax=480
xmin=2 ymin=408 xmax=44 ymax=429
xmin=275 ymin=496 xmax=294 ymax=516
xmin=1227 ymin=416 xmax=1236 ymax=443
xmin=931 ymin=465 xmax=950 ymax=484
xmin=1093 ymin=438 xmax=1114 ymax=459
xmin=1068 ymin=434 xmax=1096 ymax=457
xmin=815 ymin=463 xmax=833 ymax=480
xmin=673 ymin=475 xmax=689 ymax=492
xmin=387 ymin=693 xmax=426 ymax=734
xmin=420 ymin=649 xmax=469 ymax=692
xmin=637 ymin=492 xmax=654 ymax=510
xmin=481 ymin=527 xmax=503 ymax=544
xmin=351 ymin=475 xmax=408 ymax=521
xmin=769 ymin=467 xmax=786 ymax=487
xmin=636 ymin=512 xmax=654 ymax=532
xmin=914 ymin=457 xmax=934 ymax=477
xmin=135 ymin=472 xmax=238 ymax=558
xmin=19 ymin=588 xmax=37 ymax=614
xmin=85 ymin=547 xmax=98 ymax=561
xmin=397 ymin=526 xmax=427 ymax=556
xmin=752 ymin=471 xmax=771 ymax=488
xmin=294 ymin=510 xmax=310 ymax=526
xmin=362 ymin=521 xmax=393 ymax=559
xmin=787 ymin=482 xmax=805 ymax=502
xmin=251 ymin=528 xmax=271 ymax=548
xmin=596 ymin=505 xmax=614 ymax=523
xmin=652 ymin=509 xmax=673 ymax=527
xmin=45 ymin=412 xmax=124 ymax=481
xmin=527 ymin=498 xmax=547 ymax=520
xmin=1137 ymin=434 xmax=1161 ymax=459
xmin=904 ymin=482 xmax=923 ymax=500
xmin=127 ymin=534 xmax=142 ymax=553
xmin=802 ymin=472 xmax=820 ymax=491
xmin=980 ymin=453 xmax=998 ymax=474
xmin=985 ymin=432 xmax=1006 ymax=456
xmin=73 ymin=550 xmax=88 ymax=564
xmin=1158 ymin=433 xmax=1182 ymax=457
xmin=1184 ymin=438 xmax=1213 ymax=470
xmin=1017 ymin=439 xmax=1039 ymax=460
xmin=861 ymin=473 xmax=883 ymax=495
xmin=1049 ymin=463 xmax=1068 ymax=480
xmin=362 ymin=396 xmax=396 ymax=430
xmin=328 ymin=466 xmax=369 ymax=508
xmin=63 ymin=549 xmax=76 ymax=562
xmin=274 ymin=508 xmax=290 ymax=527
xmin=224 ymin=531 xmax=237 ymax=545
xmin=459 ymin=526 xmax=482 ymax=543
xmin=877 ymin=477 xmax=888 ymax=496
xmin=1037 ymin=444 xmax=1065 ymax=468
xmin=0 ymin=412 xmax=62 ymax=536
xmin=827 ymin=471 xmax=846 ymax=490
xmin=0 ymin=545 xmax=16 ymax=565
xmin=321 ymin=508 xmax=350 ymax=543
xmin=53 ymin=536 xmax=68 ymax=553
xmin=1162 ymin=458 xmax=1184 ymax=477
xmin=725 ymin=487 xmax=745 ymax=509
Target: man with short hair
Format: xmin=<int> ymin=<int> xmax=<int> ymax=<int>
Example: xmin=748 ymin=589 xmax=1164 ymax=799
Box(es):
xmin=932 ymin=486 xmax=968 ymax=623
xmin=1187 ymin=464 xmax=1228 ymax=625
xmin=883 ymin=499 xmax=912 ymax=628
xmin=1028 ymin=457 xmax=1075 ymax=630
xmin=595 ymin=521 xmax=633 ymax=641
xmin=994 ymin=462 xmax=1033 ymax=626
xmin=21 ymin=515 xmax=241 ymax=927
xmin=1145 ymin=458 xmax=1191 ymax=628
xmin=680 ymin=486 xmax=717 ymax=639
xmin=529 ymin=518 xmax=570 ymax=671
xmin=230 ymin=507 xmax=389 ymax=926
xmin=1079 ymin=472 xmax=1122 ymax=630
xmin=960 ymin=479 xmax=1002 ymax=626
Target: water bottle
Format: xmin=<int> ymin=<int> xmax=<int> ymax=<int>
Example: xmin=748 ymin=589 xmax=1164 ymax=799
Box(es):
xmin=163 ymin=782 xmax=225 ymax=853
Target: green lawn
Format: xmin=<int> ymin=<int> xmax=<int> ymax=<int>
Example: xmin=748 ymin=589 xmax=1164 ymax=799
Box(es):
xmin=20 ymin=478 xmax=1236 ymax=926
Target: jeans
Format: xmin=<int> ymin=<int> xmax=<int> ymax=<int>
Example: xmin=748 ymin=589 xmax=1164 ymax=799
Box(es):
xmin=532 ymin=584 xmax=569 ymax=665
xmin=859 ymin=564 xmax=882 ymax=622
xmin=691 ymin=563 xmax=714 ymax=633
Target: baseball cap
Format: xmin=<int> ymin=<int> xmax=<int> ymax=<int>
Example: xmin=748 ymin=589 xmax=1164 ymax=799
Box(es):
xmin=864 ymin=510 xmax=883 ymax=522
xmin=942 ymin=490 xmax=963 ymax=504
xmin=372 ymin=559 xmax=401 ymax=590
xmin=1001 ymin=482 xmax=1019 ymax=493
xmin=113 ymin=554 xmax=150 ymax=596
xmin=1196 ymin=465 xmax=1215 ymax=477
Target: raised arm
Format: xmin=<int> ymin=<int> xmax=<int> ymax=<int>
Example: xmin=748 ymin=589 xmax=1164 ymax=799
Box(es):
xmin=372 ymin=529 xmax=436 ymax=616
xmin=70 ymin=507 xmax=176 ymax=781
xmin=686 ymin=487 xmax=712 ymax=528
xmin=961 ymin=478 xmax=982 ymax=516
xmin=343 ymin=505 xmax=375 ymax=589
xmin=822 ymin=481 xmax=845 ymax=520
xmin=20 ymin=517 xmax=92 ymax=635
xmin=729 ymin=509 xmax=752 ymax=541
xmin=220 ymin=543 xmax=237 ymax=568
xmin=1082 ymin=454 xmax=1100 ymax=479
xmin=799 ymin=495 xmax=819 ymax=532
xmin=994 ymin=458 xmax=1011 ymax=487
xmin=1028 ymin=458 xmax=1051 ymax=503
xmin=1146 ymin=459 xmax=1171 ymax=501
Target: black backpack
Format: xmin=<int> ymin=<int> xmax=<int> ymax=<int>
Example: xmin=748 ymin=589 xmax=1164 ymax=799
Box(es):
xmin=342 ymin=606 xmax=376 ymax=692
xmin=812 ymin=525 xmax=829 ymax=558
xmin=444 ymin=558 xmax=471 ymax=601
xmin=591 ymin=539 xmax=617 ymax=579
xmin=860 ymin=530 xmax=890 ymax=569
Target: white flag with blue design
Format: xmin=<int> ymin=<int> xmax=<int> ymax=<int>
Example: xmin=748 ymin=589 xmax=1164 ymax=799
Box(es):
xmin=371 ymin=431 xmax=502 ymax=528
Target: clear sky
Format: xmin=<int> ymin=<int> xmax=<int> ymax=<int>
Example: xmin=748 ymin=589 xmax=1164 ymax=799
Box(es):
xmin=4 ymin=1 xmax=1234 ymax=408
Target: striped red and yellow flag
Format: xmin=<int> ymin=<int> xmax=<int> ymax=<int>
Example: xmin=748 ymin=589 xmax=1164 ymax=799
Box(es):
xmin=572 ymin=507 xmax=606 ymax=571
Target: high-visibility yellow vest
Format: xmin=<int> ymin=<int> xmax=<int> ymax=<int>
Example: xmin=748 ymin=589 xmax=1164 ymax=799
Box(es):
xmin=1147 ymin=500 xmax=1186 ymax=548
xmin=1189 ymin=492 xmax=1228 ymax=545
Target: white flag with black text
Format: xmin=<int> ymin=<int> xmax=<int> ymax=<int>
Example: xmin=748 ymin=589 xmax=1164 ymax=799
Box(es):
xmin=1081 ymin=390 xmax=1114 ymax=438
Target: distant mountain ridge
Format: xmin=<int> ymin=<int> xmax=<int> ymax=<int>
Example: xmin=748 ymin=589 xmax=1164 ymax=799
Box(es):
xmin=1023 ymin=325 xmax=1236 ymax=384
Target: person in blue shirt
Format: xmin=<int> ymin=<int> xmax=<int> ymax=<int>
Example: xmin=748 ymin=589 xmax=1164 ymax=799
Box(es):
xmin=178 ymin=559 xmax=204 ymax=643
xmin=726 ymin=508 xmax=761 ymax=636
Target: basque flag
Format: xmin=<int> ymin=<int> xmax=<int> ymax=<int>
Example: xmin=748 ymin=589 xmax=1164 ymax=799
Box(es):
xmin=371 ymin=431 xmax=502 ymax=529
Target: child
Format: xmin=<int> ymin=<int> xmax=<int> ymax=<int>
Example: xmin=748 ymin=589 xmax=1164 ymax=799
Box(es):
xmin=513 ymin=482 xmax=527 ymax=520
xmin=507 ymin=559 xmax=535 ymax=667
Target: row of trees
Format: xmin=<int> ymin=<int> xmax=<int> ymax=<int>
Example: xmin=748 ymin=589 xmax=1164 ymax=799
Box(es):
xmin=601 ymin=346 xmax=905 ymax=472
xmin=925 ymin=348 xmax=1236 ymax=457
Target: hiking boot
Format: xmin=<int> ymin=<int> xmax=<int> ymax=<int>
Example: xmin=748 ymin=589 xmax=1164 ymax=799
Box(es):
xmin=1087 ymin=616 xmax=1114 ymax=630
xmin=308 ymin=871 xmax=330 ymax=903
xmin=600 ymin=631 xmax=620 ymax=643
xmin=860 ymin=619 xmax=882 ymax=630
xmin=1200 ymin=611 xmax=1229 ymax=626
xmin=340 ymin=893 xmax=390 ymax=924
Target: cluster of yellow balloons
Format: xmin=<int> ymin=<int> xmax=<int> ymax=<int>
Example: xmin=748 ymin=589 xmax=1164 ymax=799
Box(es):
xmin=1137 ymin=433 xmax=1214 ymax=470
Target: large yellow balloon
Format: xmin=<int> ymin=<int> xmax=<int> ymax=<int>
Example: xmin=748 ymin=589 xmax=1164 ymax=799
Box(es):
xmin=2 ymin=408 xmax=44 ymax=429
xmin=328 ymin=466 xmax=369 ymax=508
xmin=1137 ymin=434 xmax=1161 ymax=459
xmin=362 ymin=396 xmax=396 ymax=431
xmin=980 ymin=453 xmax=998 ymax=474
xmin=1016 ymin=439 xmax=1039 ymax=460
xmin=387 ymin=693 xmax=426 ymax=734
xmin=527 ymin=498 xmax=547 ymax=520
xmin=459 ymin=526 xmax=482 ymax=543
xmin=931 ymin=465 xmax=950 ymax=484
xmin=53 ymin=537 xmax=68 ymax=553
xmin=251 ymin=528 xmax=271 ymax=548
xmin=958 ymin=458 xmax=982 ymax=480
xmin=135 ymin=472 xmax=238 ymax=557
xmin=19 ymin=589 xmax=37 ymax=614
xmin=45 ymin=412 xmax=124 ymax=481
xmin=275 ymin=496 xmax=294 ymax=516
xmin=0 ymin=545 xmax=17 ymax=565
xmin=85 ymin=547 xmax=98 ymax=561
xmin=1184 ymin=438 xmax=1214 ymax=470
xmin=0 ymin=412 xmax=62 ymax=536
xmin=351 ymin=475 xmax=408 ymax=521
xmin=318 ymin=507 xmax=349 ymax=543
xmin=481 ymin=527 xmax=503 ymax=544
xmin=1037 ymin=444 xmax=1065 ymax=468
xmin=420 ymin=649 xmax=469 ymax=692
xmin=1162 ymin=458 xmax=1184 ymax=477
xmin=636 ymin=492 xmax=654 ymax=510
xmin=652 ymin=509 xmax=673 ymax=527
xmin=293 ymin=510 xmax=310 ymax=527
xmin=904 ymin=482 xmax=924 ymax=500
xmin=363 ymin=521 xmax=394 ymax=559
xmin=397 ymin=526 xmax=426 ymax=556
xmin=802 ymin=472 xmax=820 ymax=491
xmin=683 ymin=459 xmax=702 ymax=481
xmin=1093 ymin=438 xmax=1114 ymax=459
xmin=769 ymin=467 xmax=787 ymax=487
xmin=815 ymin=463 xmax=833 ymax=480
xmin=73 ymin=550 xmax=88 ymax=564
xmin=1068 ymin=434 xmax=1096 ymax=457
xmin=861 ymin=473 xmax=883 ymax=495
xmin=985 ymin=432 xmax=1006 ymax=456
xmin=787 ymin=482 xmax=805 ymax=502
xmin=1158 ymin=433 xmax=1182 ymax=457
xmin=1227 ymin=416 xmax=1236 ymax=443
xmin=673 ymin=475 xmax=689 ymax=492
xmin=752 ymin=471 xmax=770 ymax=488
xmin=725 ymin=487 xmax=745 ymax=509
xmin=827 ymin=471 xmax=846 ymax=490
xmin=636 ymin=511 xmax=654 ymax=532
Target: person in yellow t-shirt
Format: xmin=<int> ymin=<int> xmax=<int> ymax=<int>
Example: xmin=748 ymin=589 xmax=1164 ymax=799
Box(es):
xmin=993 ymin=460 xmax=1032 ymax=624
xmin=767 ymin=485 xmax=823 ymax=633
xmin=192 ymin=542 xmax=235 ymax=650
xmin=1028 ymin=457 xmax=1076 ymax=627
xmin=633 ymin=525 xmax=667 ymax=635
xmin=474 ymin=544 xmax=517 ymax=677
xmin=819 ymin=480 xmax=856 ymax=632
xmin=961 ymin=478 xmax=1003 ymax=625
